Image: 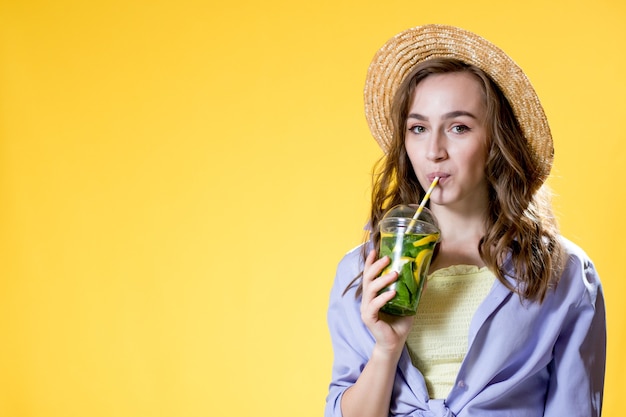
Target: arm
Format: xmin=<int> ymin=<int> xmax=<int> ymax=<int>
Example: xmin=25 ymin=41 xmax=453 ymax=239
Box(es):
xmin=341 ymin=344 xmax=405 ymax=417
xmin=544 ymin=257 xmax=606 ymax=417
xmin=325 ymin=249 xmax=414 ymax=417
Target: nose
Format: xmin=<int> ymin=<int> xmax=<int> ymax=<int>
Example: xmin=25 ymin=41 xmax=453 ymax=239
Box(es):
xmin=426 ymin=131 xmax=448 ymax=161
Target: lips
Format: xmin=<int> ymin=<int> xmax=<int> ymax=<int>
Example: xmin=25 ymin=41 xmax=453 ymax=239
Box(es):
xmin=427 ymin=173 xmax=449 ymax=183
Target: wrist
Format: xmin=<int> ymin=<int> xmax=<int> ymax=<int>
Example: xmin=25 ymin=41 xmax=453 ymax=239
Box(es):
xmin=371 ymin=342 xmax=404 ymax=365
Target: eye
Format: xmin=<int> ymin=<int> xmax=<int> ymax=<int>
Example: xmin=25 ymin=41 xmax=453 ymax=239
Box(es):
xmin=408 ymin=125 xmax=426 ymax=134
xmin=451 ymin=124 xmax=470 ymax=134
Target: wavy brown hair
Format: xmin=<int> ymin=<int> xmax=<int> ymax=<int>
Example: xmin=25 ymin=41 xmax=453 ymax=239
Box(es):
xmin=348 ymin=58 xmax=564 ymax=302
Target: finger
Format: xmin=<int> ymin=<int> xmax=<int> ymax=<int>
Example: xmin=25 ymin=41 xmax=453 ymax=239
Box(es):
xmin=363 ymin=255 xmax=391 ymax=283
xmin=362 ymin=257 xmax=392 ymax=302
xmin=369 ymin=288 xmax=396 ymax=312
xmin=362 ymin=270 xmax=398 ymax=313
xmin=363 ymin=249 xmax=377 ymax=271
xmin=366 ymin=270 xmax=398 ymax=294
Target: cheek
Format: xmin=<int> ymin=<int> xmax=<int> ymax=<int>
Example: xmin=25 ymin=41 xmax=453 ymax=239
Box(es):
xmin=467 ymin=149 xmax=488 ymax=179
xmin=404 ymin=141 xmax=425 ymax=165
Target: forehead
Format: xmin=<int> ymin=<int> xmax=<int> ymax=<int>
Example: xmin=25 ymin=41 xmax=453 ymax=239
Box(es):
xmin=409 ymin=72 xmax=487 ymax=114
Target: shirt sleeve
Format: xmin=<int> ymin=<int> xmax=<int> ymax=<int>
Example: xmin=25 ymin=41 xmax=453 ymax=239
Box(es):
xmin=543 ymin=253 xmax=606 ymax=416
xmin=324 ymin=246 xmax=374 ymax=417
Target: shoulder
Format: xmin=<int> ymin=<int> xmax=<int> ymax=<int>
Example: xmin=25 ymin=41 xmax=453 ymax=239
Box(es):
xmin=560 ymin=236 xmax=592 ymax=263
xmin=555 ymin=236 xmax=602 ymax=307
xmin=327 ymin=242 xmax=375 ymax=350
xmin=330 ymin=243 xmax=368 ymax=296
xmin=559 ymin=236 xmax=599 ymax=281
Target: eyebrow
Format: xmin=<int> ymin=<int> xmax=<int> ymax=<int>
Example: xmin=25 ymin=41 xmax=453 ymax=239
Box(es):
xmin=407 ymin=110 xmax=478 ymax=121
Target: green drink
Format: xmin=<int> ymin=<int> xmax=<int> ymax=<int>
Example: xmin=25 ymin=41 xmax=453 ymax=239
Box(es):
xmin=378 ymin=205 xmax=440 ymax=316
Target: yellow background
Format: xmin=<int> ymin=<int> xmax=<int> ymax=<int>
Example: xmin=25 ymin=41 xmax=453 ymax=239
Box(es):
xmin=1 ymin=1 xmax=624 ymax=416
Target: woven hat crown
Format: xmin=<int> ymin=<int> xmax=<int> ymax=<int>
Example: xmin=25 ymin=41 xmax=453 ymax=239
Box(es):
xmin=364 ymin=24 xmax=554 ymax=183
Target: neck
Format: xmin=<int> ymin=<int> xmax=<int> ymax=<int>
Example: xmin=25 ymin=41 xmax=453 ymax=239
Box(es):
xmin=430 ymin=203 xmax=487 ymax=242
xmin=428 ymin=203 xmax=488 ymax=270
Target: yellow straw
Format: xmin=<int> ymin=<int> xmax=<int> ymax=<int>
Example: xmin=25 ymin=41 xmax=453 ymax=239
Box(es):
xmin=408 ymin=177 xmax=439 ymax=229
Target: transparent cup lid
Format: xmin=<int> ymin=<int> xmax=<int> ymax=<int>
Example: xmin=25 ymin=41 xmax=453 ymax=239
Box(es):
xmin=382 ymin=204 xmax=439 ymax=229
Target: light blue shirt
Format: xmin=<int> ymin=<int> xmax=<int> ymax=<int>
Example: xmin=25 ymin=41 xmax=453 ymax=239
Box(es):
xmin=325 ymin=237 xmax=606 ymax=417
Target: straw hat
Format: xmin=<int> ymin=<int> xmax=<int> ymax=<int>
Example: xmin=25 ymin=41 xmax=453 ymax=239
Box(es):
xmin=364 ymin=24 xmax=553 ymax=183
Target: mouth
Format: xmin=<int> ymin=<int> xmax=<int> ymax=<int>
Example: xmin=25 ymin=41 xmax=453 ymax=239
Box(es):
xmin=427 ymin=173 xmax=449 ymax=184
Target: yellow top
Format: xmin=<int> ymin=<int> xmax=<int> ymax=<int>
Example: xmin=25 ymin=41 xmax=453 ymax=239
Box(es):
xmin=406 ymin=265 xmax=495 ymax=399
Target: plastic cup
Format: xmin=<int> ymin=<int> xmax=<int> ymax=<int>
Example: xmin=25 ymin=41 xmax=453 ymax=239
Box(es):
xmin=377 ymin=205 xmax=440 ymax=316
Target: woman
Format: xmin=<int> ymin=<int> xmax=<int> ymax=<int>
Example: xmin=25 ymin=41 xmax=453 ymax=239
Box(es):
xmin=325 ymin=25 xmax=606 ymax=417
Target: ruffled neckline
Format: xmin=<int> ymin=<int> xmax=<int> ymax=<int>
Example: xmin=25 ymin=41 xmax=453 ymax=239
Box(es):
xmin=428 ymin=264 xmax=490 ymax=279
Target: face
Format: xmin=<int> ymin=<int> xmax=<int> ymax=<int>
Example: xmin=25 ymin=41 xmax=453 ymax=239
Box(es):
xmin=404 ymin=72 xmax=489 ymax=212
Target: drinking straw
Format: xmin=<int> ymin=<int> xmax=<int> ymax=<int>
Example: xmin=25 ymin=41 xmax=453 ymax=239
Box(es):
xmin=408 ymin=177 xmax=439 ymax=229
